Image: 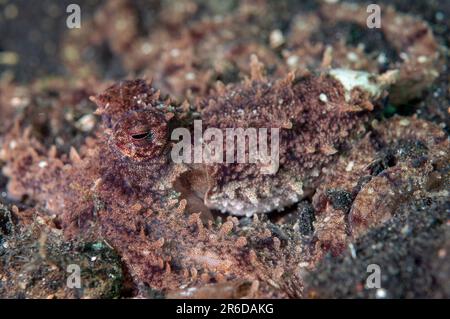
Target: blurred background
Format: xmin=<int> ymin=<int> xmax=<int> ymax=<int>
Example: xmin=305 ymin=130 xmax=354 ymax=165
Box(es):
xmin=0 ymin=0 xmax=448 ymax=82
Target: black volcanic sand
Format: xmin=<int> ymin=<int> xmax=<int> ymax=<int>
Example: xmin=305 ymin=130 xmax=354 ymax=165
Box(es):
xmin=304 ymin=197 xmax=450 ymax=298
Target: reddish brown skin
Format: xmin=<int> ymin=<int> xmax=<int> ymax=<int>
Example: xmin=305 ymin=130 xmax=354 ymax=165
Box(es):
xmin=111 ymin=110 xmax=169 ymax=162
xmin=0 ymin=0 xmax=447 ymax=299
xmin=1 ymin=76 xmax=448 ymax=299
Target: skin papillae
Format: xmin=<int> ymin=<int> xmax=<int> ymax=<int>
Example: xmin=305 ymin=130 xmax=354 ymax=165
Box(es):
xmin=200 ymin=57 xmax=391 ymax=216
xmin=0 ymin=1 xmax=447 ymax=298
xmin=3 ymin=59 xmax=391 ymax=218
xmin=2 ymin=57 xmax=448 ymax=298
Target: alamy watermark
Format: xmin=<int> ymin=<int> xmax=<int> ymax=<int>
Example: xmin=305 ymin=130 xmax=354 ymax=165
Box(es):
xmin=66 ymin=264 xmax=81 ymax=289
xmin=66 ymin=4 xmax=81 ymax=29
xmin=64 ymin=3 xmax=381 ymax=32
xmin=367 ymin=4 xmax=381 ymax=29
xmin=365 ymin=264 xmax=381 ymax=289
xmin=62 ymin=2 xmax=384 ymax=173
xmin=170 ymin=120 xmax=280 ymax=174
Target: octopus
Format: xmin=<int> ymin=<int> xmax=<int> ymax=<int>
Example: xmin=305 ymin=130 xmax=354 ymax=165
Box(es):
xmin=2 ymin=57 xmax=449 ymax=298
xmin=1 ymin=0 xmax=448 ymax=298
xmin=198 ymin=57 xmax=398 ymax=216
xmin=3 ymin=58 xmax=398 ymax=216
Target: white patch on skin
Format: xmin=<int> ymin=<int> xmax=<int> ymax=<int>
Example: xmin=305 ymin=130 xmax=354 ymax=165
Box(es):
xmin=185 ymin=72 xmax=196 ymax=80
xmin=418 ymin=56 xmax=428 ymax=64
xmin=319 ymin=93 xmax=328 ymax=103
xmin=38 ymin=161 xmax=48 ymax=169
xmin=206 ymin=179 xmax=303 ymax=217
xmin=328 ymin=69 xmax=383 ymax=101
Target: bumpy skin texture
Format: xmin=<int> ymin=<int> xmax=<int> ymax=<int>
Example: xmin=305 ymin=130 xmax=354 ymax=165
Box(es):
xmin=1 ymin=75 xmax=448 ymax=298
xmin=0 ymin=0 xmax=448 ymax=300
xmin=92 ymin=80 xmax=177 ymax=185
xmin=1 ymin=79 xmax=306 ymax=297
xmin=64 ymin=80 xmax=188 ymax=233
xmin=200 ymin=60 xmax=381 ymax=216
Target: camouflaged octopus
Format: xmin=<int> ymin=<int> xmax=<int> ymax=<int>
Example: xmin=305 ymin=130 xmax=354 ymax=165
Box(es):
xmin=1 ymin=0 xmax=448 ymax=297
xmin=2 ymin=60 xmax=448 ymax=297
xmin=5 ymin=1 xmax=438 ymax=221
xmin=196 ymin=58 xmax=399 ymax=216
xmin=5 ymin=63 xmax=394 ymax=218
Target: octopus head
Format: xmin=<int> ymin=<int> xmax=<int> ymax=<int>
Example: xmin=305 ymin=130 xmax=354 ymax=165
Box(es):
xmin=91 ymin=79 xmax=173 ymax=163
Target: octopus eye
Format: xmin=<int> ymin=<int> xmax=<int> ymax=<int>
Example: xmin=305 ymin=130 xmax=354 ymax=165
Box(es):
xmin=131 ymin=130 xmax=153 ymax=141
xmin=111 ymin=110 xmax=169 ymax=161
